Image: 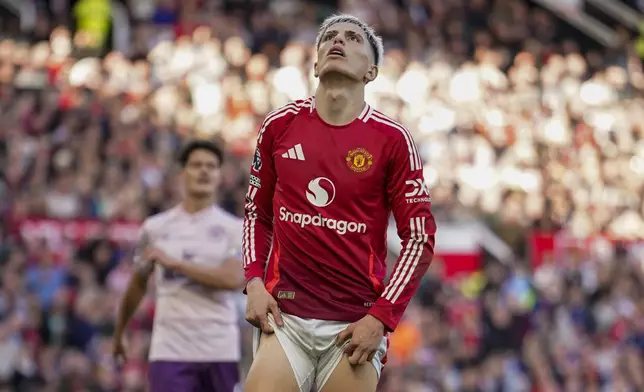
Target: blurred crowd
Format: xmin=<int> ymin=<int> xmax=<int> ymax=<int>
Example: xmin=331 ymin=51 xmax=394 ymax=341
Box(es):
xmin=1 ymin=0 xmax=644 ymax=391
xmin=386 ymin=251 xmax=644 ymax=392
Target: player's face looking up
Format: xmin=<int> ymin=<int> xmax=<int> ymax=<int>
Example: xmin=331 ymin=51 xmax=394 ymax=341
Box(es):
xmin=181 ymin=149 xmax=220 ymax=199
xmin=314 ymin=22 xmax=378 ymax=84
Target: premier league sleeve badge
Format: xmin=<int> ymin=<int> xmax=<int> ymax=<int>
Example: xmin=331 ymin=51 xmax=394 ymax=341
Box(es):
xmin=252 ymin=146 xmax=262 ymax=172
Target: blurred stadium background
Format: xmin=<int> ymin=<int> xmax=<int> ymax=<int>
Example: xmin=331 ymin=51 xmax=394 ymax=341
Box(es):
xmin=1 ymin=0 xmax=644 ymax=391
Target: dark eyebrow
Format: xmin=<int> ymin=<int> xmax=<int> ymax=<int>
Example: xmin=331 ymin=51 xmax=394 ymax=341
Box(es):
xmin=324 ymin=29 xmax=364 ymax=41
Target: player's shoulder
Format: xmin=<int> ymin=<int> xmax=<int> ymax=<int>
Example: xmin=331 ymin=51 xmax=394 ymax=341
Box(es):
xmin=259 ymin=97 xmax=314 ymax=134
xmin=141 ymin=206 xmax=182 ymax=234
xmin=211 ymin=205 xmax=243 ymax=227
xmin=364 ymin=107 xmax=414 ymax=144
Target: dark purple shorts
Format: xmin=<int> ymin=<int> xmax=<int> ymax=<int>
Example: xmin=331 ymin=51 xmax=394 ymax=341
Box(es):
xmin=148 ymin=361 xmax=239 ymax=392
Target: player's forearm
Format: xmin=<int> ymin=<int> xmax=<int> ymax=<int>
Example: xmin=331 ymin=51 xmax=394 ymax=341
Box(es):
xmin=243 ymin=122 xmax=276 ymax=291
xmin=173 ymin=258 xmax=244 ymax=290
xmin=371 ymin=238 xmax=434 ymax=331
xmin=242 ymin=214 xmax=272 ymax=283
xmin=115 ymin=272 xmax=148 ymax=338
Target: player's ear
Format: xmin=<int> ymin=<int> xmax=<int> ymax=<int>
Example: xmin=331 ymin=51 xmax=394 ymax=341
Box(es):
xmin=364 ymin=65 xmax=378 ymax=84
xmin=314 ymin=62 xmax=319 ymax=78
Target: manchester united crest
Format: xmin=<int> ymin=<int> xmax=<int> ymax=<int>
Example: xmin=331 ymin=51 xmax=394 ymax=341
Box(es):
xmin=346 ymin=148 xmax=374 ymax=173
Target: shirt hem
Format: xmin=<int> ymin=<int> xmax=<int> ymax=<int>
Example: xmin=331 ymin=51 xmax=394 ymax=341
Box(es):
xmin=278 ymin=302 xmax=368 ymax=324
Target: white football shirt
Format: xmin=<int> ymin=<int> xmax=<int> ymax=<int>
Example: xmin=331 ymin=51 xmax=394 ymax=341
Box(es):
xmin=133 ymin=204 xmax=243 ymax=362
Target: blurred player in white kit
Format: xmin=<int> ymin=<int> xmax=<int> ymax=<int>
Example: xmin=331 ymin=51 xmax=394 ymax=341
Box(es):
xmin=112 ymin=140 xmax=245 ymax=392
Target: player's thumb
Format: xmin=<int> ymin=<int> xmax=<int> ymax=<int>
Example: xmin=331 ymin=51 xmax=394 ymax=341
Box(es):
xmin=336 ymin=323 xmax=355 ymax=346
xmin=258 ymin=314 xmax=274 ymax=334
xmin=269 ymin=301 xmax=284 ymax=328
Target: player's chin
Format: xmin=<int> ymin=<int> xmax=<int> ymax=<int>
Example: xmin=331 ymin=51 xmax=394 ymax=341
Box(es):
xmin=188 ymin=187 xmax=214 ymax=198
xmin=318 ymin=64 xmax=362 ymax=82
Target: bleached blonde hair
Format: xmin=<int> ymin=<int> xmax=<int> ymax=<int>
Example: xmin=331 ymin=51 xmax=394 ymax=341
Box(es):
xmin=315 ymin=14 xmax=384 ymax=67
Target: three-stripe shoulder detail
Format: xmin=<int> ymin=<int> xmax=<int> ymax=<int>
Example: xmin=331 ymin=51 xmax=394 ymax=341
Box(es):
xmin=367 ymin=110 xmax=422 ymax=172
xmin=257 ymin=98 xmax=313 ymax=143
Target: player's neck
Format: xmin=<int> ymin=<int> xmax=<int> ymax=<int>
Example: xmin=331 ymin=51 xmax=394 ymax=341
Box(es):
xmin=181 ymin=197 xmax=214 ymax=214
xmin=315 ymin=76 xmax=365 ymax=126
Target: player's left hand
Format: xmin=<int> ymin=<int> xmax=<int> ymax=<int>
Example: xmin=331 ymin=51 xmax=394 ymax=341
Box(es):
xmin=144 ymin=247 xmax=178 ymax=269
xmin=336 ymin=314 xmax=385 ymax=366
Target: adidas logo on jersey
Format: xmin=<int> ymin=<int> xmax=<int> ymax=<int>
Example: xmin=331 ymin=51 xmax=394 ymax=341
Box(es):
xmin=281 ymin=144 xmax=305 ymax=161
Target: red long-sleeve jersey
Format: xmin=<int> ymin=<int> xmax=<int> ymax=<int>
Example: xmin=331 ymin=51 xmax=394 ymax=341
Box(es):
xmin=242 ymin=97 xmax=436 ymax=331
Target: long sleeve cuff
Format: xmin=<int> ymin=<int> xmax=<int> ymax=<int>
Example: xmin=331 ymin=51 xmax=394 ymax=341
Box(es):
xmin=243 ymin=264 xmax=265 ymax=294
xmin=367 ymin=298 xmax=400 ymax=332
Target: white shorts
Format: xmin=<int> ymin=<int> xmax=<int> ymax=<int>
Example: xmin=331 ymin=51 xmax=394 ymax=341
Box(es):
xmin=252 ymin=313 xmax=388 ymax=392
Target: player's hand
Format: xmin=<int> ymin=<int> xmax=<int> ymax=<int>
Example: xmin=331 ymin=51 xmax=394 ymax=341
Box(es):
xmin=245 ymin=278 xmax=283 ymax=334
xmin=144 ymin=247 xmax=177 ymax=269
xmin=336 ymin=314 xmax=385 ymax=366
xmin=112 ymin=337 xmax=127 ymax=366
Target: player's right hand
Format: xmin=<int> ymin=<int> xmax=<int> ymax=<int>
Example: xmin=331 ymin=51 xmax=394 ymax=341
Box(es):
xmin=112 ymin=337 xmax=127 ymax=366
xmin=245 ymin=278 xmax=284 ymax=334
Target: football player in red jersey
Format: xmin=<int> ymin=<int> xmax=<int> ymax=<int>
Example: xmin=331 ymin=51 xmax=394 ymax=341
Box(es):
xmin=242 ymin=14 xmax=437 ymax=392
